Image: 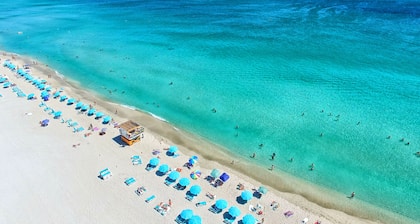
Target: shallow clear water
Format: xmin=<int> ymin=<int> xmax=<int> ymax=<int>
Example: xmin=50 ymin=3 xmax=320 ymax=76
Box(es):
xmin=1 ymin=0 xmax=419 ymax=220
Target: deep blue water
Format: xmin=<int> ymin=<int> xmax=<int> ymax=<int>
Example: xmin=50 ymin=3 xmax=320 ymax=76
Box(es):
xmin=0 ymin=0 xmax=419 ymax=220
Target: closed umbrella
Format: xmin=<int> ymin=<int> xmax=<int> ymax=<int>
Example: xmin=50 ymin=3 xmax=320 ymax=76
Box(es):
xmin=242 ymin=214 xmax=256 ymax=224
xmin=158 ymin=164 xmax=169 ymax=173
xmin=180 ymin=209 xmax=193 ymax=220
xmin=179 ymin=177 xmax=191 ymax=187
xmin=168 ymin=171 xmax=180 ymax=180
xmin=241 ymin=190 xmax=253 ymax=201
xmin=215 ymin=199 xmax=228 ymax=209
xmin=149 ymin=157 xmax=160 ymax=166
xmin=189 ymin=185 xmax=201 ymax=196
xmin=188 ymin=215 xmax=202 ymax=224
xmin=228 ymin=206 xmax=241 ymax=217
xmin=210 ymin=169 xmax=220 ymax=178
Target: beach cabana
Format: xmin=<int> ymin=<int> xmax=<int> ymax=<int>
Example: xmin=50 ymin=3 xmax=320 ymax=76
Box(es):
xmin=118 ymin=120 xmax=144 ymax=145
xmin=242 ymin=214 xmax=256 ymax=224
xmin=219 ymin=172 xmax=230 ymax=182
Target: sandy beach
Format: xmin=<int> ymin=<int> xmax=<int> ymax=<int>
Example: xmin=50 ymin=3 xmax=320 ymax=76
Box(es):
xmin=0 ymin=51 xmax=413 ymax=224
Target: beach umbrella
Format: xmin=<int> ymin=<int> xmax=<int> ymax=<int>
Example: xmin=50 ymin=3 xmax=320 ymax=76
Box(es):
xmin=75 ymin=102 xmax=83 ymax=109
xmin=180 ymin=209 xmax=193 ymax=220
xmin=53 ymin=111 xmax=62 ymax=119
xmin=0 ymin=77 xmax=7 ymax=83
xmin=149 ymin=157 xmax=160 ymax=166
xmin=45 ymin=86 xmax=52 ymax=91
xmin=41 ymin=90 xmax=49 ymax=97
xmin=188 ymin=158 xmax=197 ymax=165
xmin=241 ymin=190 xmax=253 ymax=201
xmin=188 ymin=215 xmax=202 ymax=224
xmin=191 ymin=155 xmax=198 ymax=161
xmin=258 ymin=186 xmax=268 ymax=195
xmin=242 ymin=214 xmax=256 ymax=224
xmin=53 ymin=91 xmax=60 ymax=98
xmin=228 ymin=206 xmax=241 ymax=217
xmin=95 ymin=111 xmax=104 ymax=118
xmin=219 ymin=172 xmax=230 ymax=182
xmin=40 ymin=79 xmax=47 ymax=84
xmin=179 ymin=177 xmax=191 ymax=187
xmin=168 ymin=145 xmax=178 ymax=154
xmin=67 ymin=98 xmax=75 ymax=105
xmin=158 ymin=164 xmax=169 ymax=173
xmin=87 ymin=108 xmax=96 ymax=116
xmin=60 ymin=95 xmax=67 ymax=101
xmin=38 ymin=83 xmax=45 ymax=90
xmin=81 ymin=104 xmax=89 ymax=111
xmin=190 ymin=170 xmax=201 ymax=180
xmin=103 ymin=116 xmax=111 ymax=124
xmin=27 ymin=93 xmax=35 ymax=100
xmin=210 ymin=169 xmax=221 ymax=178
xmin=41 ymin=119 xmax=49 ymax=126
xmin=189 ymin=185 xmax=202 ymax=196
xmin=215 ymin=199 xmax=228 ymax=210
xmin=42 ymin=95 xmax=49 ymax=101
xmin=168 ymin=170 xmax=180 ymax=180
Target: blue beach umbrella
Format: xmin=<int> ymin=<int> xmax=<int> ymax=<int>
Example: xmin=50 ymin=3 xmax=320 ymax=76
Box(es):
xmin=188 ymin=215 xmax=202 ymax=224
xmin=189 ymin=158 xmax=197 ymax=165
xmin=42 ymin=95 xmax=49 ymax=101
xmin=53 ymin=111 xmax=62 ymax=119
xmin=60 ymin=95 xmax=67 ymax=101
xmin=0 ymin=77 xmax=7 ymax=83
xmin=75 ymin=102 xmax=83 ymax=109
xmin=87 ymin=108 xmax=96 ymax=116
xmin=168 ymin=145 xmax=178 ymax=154
xmin=168 ymin=170 xmax=180 ymax=180
xmin=228 ymin=206 xmax=241 ymax=217
xmin=215 ymin=199 xmax=228 ymax=210
xmin=149 ymin=157 xmax=160 ymax=166
xmin=189 ymin=185 xmax=201 ymax=196
xmin=158 ymin=164 xmax=169 ymax=173
xmin=38 ymin=83 xmax=45 ymax=90
xmin=53 ymin=91 xmax=60 ymax=98
xmin=180 ymin=209 xmax=193 ymax=220
xmin=41 ymin=90 xmax=49 ymax=97
xmin=67 ymin=98 xmax=75 ymax=105
xmin=179 ymin=177 xmax=191 ymax=187
xmin=103 ymin=116 xmax=111 ymax=124
xmin=242 ymin=214 xmax=256 ymax=224
xmin=45 ymin=86 xmax=52 ymax=91
xmin=95 ymin=111 xmax=104 ymax=118
xmin=81 ymin=104 xmax=89 ymax=111
xmin=27 ymin=93 xmax=35 ymax=100
xmin=241 ymin=190 xmax=253 ymax=201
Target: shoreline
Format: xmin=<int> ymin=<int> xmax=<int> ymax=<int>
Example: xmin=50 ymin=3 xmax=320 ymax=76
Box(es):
xmin=1 ymin=50 xmax=415 ymax=224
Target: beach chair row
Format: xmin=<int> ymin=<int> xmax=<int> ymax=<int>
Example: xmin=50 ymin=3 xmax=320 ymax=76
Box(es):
xmin=12 ymin=86 xmax=26 ymax=97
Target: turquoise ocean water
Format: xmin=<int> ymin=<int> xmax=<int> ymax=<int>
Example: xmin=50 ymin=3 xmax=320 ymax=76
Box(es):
xmin=1 ymin=0 xmax=419 ymax=220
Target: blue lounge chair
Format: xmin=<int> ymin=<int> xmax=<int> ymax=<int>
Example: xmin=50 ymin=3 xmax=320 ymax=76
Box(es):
xmin=195 ymin=201 xmax=207 ymax=207
xmin=132 ymin=156 xmax=142 ymax=165
xmin=99 ymin=168 xmax=112 ymax=180
xmin=145 ymin=195 xmax=156 ymax=203
xmin=124 ymin=177 xmax=136 ymax=186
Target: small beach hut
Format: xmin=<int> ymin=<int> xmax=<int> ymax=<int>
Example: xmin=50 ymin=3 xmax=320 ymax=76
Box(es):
xmin=118 ymin=120 xmax=144 ymax=145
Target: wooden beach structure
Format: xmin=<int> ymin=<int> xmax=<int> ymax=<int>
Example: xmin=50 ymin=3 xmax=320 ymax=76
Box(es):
xmin=119 ymin=120 xmax=144 ymax=146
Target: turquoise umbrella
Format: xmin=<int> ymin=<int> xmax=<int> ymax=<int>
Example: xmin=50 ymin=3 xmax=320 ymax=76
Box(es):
xmin=103 ymin=116 xmax=111 ymax=124
xmin=242 ymin=214 xmax=256 ymax=224
xmin=189 ymin=185 xmax=201 ymax=196
xmin=179 ymin=177 xmax=191 ymax=187
xmin=180 ymin=209 xmax=193 ymax=220
xmin=188 ymin=215 xmax=202 ymax=224
xmin=60 ymin=95 xmax=67 ymax=101
xmin=81 ymin=104 xmax=89 ymax=111
xmin=149 ymin=157 xmax=160 ymax=166
xmin=27 ymin=93 xmax=35 ymax=100
xmin=158 ymin=164 xmax=169 ymax=173
xmin=168 ymin=145 xmax=178 ymax=153
xmin=87 ymin=108 xmax=96 ymax=116
xmin=241 ymin=190 xmax=253 ymax=201
xmin=95 ymin=112 xmax=104 ymax=118
xmin=75 ymin=102 xmax=83 ymax=109
xmin=228 ymin=206 xmax=241 ymax=217
xmin=168 ymin=171 xmax=180 ymax=180
xmin=67 ymin=98 xmax=75 ymax=105
xmin=215 ymin=199 xmax=228 ymax=209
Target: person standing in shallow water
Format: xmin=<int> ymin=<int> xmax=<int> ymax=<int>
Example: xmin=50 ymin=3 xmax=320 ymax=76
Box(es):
xmin=271 ymin=153 xmax=276 ymax=160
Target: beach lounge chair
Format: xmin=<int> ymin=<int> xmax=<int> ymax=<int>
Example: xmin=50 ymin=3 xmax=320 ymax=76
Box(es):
xmin=223 ymin=216 xmax=236 ymax=224
xmin=164 ymin=178 xmax=175 ymax=186
xmin=68 ymin=122 xmax=78 ymax=127
xmin=284 ymin=210 xmax=294 ymax=217
xmin=132 ymin=156 xmax=142 ymax=165
xmin=99 ymin=168 xmax=112 ymax=180
xmin=174 ymin=215 xmax=187 ymax=224
xmin=124 ymin=177 xmax=136 ymax=186
xmin=302 ymin=218 xmax=309 ymax=224
xmin=73 ymin=127 xmax=85 ymax=133
xmin=145 ymin=195 xmax=156 ymax=203
xmin=135 ymin=186 xmax=146 ymax=196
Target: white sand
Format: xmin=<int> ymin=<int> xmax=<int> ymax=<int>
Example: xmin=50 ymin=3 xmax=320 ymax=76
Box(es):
xmin=0 ymin=52 xmax=411 ymax=224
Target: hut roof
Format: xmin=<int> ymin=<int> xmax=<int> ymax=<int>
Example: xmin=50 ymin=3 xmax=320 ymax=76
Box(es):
xmin=119 ymin=120 xmax=141 ymax=132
